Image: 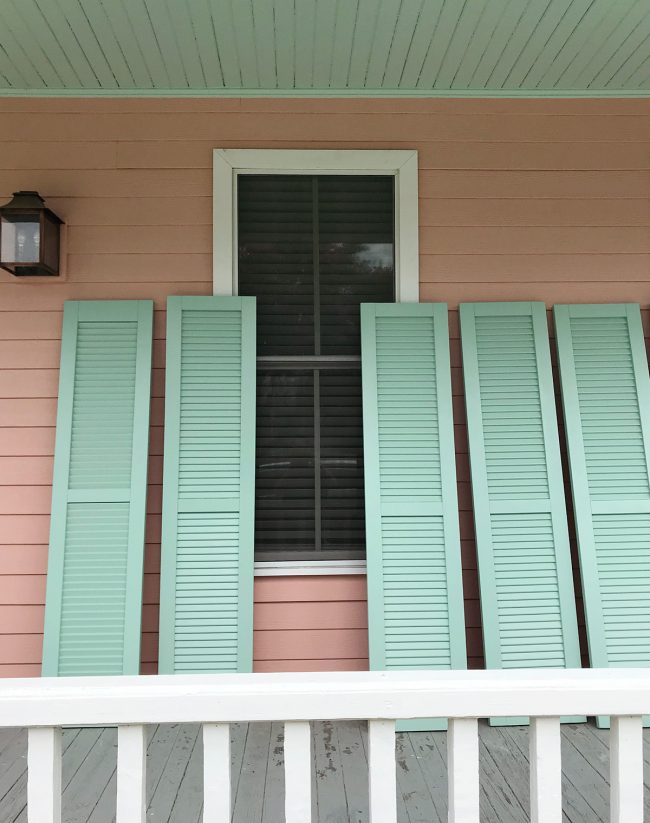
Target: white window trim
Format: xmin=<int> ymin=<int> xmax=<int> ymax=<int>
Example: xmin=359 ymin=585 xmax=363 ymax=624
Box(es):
xmin=212 ymin=148 xmax=420 ymax=576
xmin=254 ymin=560 xmax=367 ymax=577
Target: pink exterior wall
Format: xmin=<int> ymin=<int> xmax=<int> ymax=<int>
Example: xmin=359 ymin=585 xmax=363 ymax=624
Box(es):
xmin=0 ymin=97 xmax=647 ymax=675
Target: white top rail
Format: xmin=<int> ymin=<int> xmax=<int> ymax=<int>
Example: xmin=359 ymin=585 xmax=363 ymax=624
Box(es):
xmin=3 ymin=668 xmax=650 ymax=728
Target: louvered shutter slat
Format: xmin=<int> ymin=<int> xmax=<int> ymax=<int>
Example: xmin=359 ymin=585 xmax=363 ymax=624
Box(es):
xmin=460 ymin=302 xmax=582 ymax=725
xmin=159 ymin=296 xmax=256 ymax=673
xmin=42 ymin=301 xmax=153 ymax=676
xmin=362 ymin=303 xmax=466 ymax=732
xmin=555 ymin=304 xmax=650 ymax=727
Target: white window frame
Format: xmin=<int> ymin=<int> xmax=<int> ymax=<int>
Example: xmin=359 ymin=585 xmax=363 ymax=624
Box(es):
xmin=212 ymin=148 xmax=420 ymax=576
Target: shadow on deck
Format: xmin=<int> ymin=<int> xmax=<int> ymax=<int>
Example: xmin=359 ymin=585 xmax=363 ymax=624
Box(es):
xmin=0 ymin=720 xmax=648 ymax=822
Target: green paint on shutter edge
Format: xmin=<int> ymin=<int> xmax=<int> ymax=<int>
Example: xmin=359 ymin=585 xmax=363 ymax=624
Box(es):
xmin=42 ymin=299 xmax=153 ymax=677
xmin=554 ymin=302 xmax=650 ymax=729
xmin=460 ymin=301 xmax=583 ymax=726
xmin=158 ymin=295 xmax=256 ymax=675
xmin=362 ymin=302 xmax=467 ymax=733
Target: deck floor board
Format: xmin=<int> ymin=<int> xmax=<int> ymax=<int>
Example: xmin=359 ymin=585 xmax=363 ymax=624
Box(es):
xmin=1 ymin=721 xmax=649 ymax=822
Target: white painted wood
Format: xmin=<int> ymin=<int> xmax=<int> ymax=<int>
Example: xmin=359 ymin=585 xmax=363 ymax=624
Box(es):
xmin=368 ymin=719 xmax=396 ymax=823
xmin=27 ymin=726 xmax=61 ymax=823
xmin=203 ymin=723 xmax=230 ymax=822
xmin=394 ymin=150 xmax=419 ymax=302
xmin=254 ymin=559 xmax=366 ymax=576
xmin=4 ymin=669 xmax=650 ymax=727
xmin=116 ymin=724 xmax=147 ymax=823
xmin=610 ymin=715 xmax=643 ymax=823
xmin=212 ymin=150 xmax=235 ymax=296
xmin=529 ymin=716 xmax=561 ymax=823
xmin=448 ymin=718 xmax=479 ymax=823
xmin=212 ymin=148 xmax=420 ymax=306
xmin=284 ymin=720 xmax=312 ymax=823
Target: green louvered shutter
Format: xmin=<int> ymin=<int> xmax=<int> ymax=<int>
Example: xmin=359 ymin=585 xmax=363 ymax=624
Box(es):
xmin=555 ymin=304 xmax=650 ymax=690
xmin=362 ymin=303 xmax=466 ymax=731
xmin=159 ymin=296 xmax=256 ymax=673
xmin=42 ymin=300 xmax=153 ymax=676
xmin=460 ymin=302 xmax=581 ymax=724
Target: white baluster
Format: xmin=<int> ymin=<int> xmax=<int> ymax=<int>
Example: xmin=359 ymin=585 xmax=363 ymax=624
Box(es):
xmin=448 ymin=718 xmax=479 ymax=823
xmin=284 ymin=720 xmax=312 ymax=823
xmin=28 ymin=727 xmax=61 ymax=823
xmin=368 ymin=719 xmax=397 ymax=823
xmin=203 ymin=723 xmax=230 ymax=822
xmin=610 ymin=715 xmax=643 ymax=823
xmin=530 ymin=717 xmax=561 ymax=823
xmin=117 ymin=725 xmax=147 ymax=823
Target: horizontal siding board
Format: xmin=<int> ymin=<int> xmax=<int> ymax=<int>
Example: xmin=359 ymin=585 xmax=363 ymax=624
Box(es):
xmin=109 ymin=139 xmax=650 ymax=170
xmin=0 ymin=112 xmax=646 ymax=141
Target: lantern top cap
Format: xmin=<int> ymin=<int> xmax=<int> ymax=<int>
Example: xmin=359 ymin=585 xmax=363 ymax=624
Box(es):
xmin=0 ymin=191 xmax=61 ymax=222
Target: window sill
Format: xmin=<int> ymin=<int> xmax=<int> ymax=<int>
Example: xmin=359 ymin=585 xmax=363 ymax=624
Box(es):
xmin=253 ymin=560 xmax=367 ymax=577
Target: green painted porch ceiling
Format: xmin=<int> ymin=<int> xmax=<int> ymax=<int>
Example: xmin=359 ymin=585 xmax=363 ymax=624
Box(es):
xmin=0 ymin=0 xmax=648 ymax=97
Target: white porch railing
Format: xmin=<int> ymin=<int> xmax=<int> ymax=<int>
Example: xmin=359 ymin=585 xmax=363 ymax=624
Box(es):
xmin=2 ymin=668 xmax=648 ymax=823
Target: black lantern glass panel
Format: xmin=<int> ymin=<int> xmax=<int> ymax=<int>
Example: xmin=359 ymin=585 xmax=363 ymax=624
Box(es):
xmin=0 ymin=191 xmax=62 ymax=276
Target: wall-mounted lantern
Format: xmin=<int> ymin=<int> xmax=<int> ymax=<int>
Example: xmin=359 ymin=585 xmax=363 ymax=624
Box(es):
xmin=0 ymin=191 xmax=63 ymax=276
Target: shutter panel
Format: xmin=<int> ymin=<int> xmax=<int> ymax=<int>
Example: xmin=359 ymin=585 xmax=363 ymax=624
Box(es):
xmin=42 ymin=300 xmax=153 ymax=676
xmin=362 ymin=303 xmax=466 ymax=732
xmin=555 ymin=304 xmax=650 ymax=721
xmin=460 ymin=302 xmax=581 ymax=724
xmin=159 ymin=296 xmax=256 ymax=673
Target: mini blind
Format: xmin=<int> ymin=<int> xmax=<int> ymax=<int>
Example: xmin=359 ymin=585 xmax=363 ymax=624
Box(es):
xmin=238 ymin=174 xmax=394 ymax=560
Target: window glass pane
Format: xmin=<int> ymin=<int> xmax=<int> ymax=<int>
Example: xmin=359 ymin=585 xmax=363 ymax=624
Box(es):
xmin=320 ymin=369 xmax=365 ymax=552
xmin=238 ymin=175 xmax=314 ymax=356
xmin=255 ymin=370 xmax=315 ymax=554
xmin=239 ymin=173 xmax=395 ymax=560
xmin=319 ymin=176 xmax=395 ymax=355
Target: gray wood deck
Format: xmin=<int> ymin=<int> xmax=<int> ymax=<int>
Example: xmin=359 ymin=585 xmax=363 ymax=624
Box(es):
xmin=0 ymin=721 xmax=648 ymax=822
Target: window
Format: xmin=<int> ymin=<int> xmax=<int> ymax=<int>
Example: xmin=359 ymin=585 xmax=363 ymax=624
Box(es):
xmin=213 ymin=149 xmax=419 ymax=571
xmin=238 ymin=175 xmax=395 ymax=560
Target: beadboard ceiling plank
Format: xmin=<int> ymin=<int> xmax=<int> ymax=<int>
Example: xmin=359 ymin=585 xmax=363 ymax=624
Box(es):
xmin=381 ymin=0 xmax=423 ymax=88
xmin=364 ymin=0 xmax=402 ymax=89
xmin=207 ymin=0 xmax=241 ymax=87
xmin=516 ymin=0 xmax=598 ymax=90
xmin=505 ymin=0 xmax=587 ymax=89
xmin=26 ymin=0 xmax=99 ymax=89
xmin=435 ymin=0 xmax=491 ymax=89
xmin=251 ymin=0 xmax=277 ymax=88
xmin=273 ymin=0 xmax=294 ymax=89
xmin=416 ymin=0 xmax=467 ymax=88
xmin=55 ymin=0 xmax=123 ymax=88
xmin=0 ymin=3 xmax=65 ymax=88
xmin=164 ymin=0 xmax=208 ymax=89
xmin=535 ymin=0 xmax=618 ymax=89
xmin=76 ymin=0 xmax=145 ymax=88
xmin=293 ymin=0 xmax=316 ymax=88
xmin=570 ymin=0 xmax=647 ymax=89
xmin=330 ymin=0 xmax=360 ymax=89
xmin=347 ymin=0 xmax=383 ymax=88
